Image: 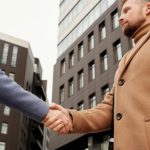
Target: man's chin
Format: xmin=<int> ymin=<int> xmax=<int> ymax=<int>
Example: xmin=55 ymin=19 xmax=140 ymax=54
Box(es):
xmin=124 ymin=28 xmax=135 ymax=37
xmin=124 ymin=32 xmax=133 ymax=37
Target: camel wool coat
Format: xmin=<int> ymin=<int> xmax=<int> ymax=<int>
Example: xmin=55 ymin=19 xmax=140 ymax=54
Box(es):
xmin=68 ymin=23 xmax=150 ymax=150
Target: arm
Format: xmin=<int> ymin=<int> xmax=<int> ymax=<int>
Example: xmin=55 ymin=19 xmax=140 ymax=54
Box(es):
xmin=49 ymin=87 xmax=114 ymax=134
xmin=67 ymin=51 xmax=131 ymax=133
xmin=68 ymin=87 xmax=114 ymax=133
xmin=48 ymin=51 xmax=130 ymax=134
xmin=0 ymin=69 xmax=72 ymax=132
xmin=66 ymin=52 xmax=130 ymax=133
xmin=0 ymin=69 xmax=49 ymax=122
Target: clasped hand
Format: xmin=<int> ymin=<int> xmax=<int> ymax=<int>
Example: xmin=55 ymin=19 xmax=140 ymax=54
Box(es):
xmin=43 ymin=103 xmax=73 ymax=135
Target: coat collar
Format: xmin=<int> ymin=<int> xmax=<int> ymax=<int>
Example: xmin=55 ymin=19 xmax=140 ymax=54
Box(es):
xmin=132 ymin=23 xmax=150 ymax=44
xmin=118 ymin=25 xmax=150 ymax=79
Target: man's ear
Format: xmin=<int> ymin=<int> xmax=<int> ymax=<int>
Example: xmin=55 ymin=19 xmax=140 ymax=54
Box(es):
xmin=145 ymin=3 xmax=150 ymax=15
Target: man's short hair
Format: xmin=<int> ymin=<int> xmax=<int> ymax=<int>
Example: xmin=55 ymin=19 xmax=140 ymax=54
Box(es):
xmin=118 ymin=0 xmax=150 ymax=9
xmin=118 ymin=0 xmax=127 ymax=10
xmin=118 ymin=0 xmax=127 ymax=8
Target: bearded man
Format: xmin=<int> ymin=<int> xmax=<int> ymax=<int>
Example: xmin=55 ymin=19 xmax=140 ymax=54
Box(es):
xmin=46 ymin=0 xmax=150 ymax=149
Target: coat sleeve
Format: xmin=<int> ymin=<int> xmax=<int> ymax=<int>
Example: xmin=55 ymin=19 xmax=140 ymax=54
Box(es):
xmin=68 ymin=87 xmax=114 ymax=133
xmin=0 ymin=69 xmax=49 ymax=122
xmin=68 ymin=51 xmax=131 ymax=134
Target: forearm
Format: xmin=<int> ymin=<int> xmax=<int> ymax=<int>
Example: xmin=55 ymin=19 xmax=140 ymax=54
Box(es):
xmin=0 ymin=70 xmax=49 ymax=122
xmin=68 ymin=90 xmax=113 ymax=133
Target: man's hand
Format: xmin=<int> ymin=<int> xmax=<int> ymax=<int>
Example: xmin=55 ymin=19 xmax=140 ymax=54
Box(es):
xmin=43 ymin=103 xmax=73 ymax=135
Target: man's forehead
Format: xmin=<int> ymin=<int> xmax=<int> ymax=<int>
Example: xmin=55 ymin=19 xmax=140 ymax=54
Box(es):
xmin=119 ymin=0 xmax=139 ymax=9
xmin=122 ymin=0 xmax=128 ymax=4
xmin=119 ymin=0 xmax=139 ymax=8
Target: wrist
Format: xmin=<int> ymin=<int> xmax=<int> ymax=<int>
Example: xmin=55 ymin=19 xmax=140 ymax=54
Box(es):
xmin=42 ymin=107 xmax=51 ymax=123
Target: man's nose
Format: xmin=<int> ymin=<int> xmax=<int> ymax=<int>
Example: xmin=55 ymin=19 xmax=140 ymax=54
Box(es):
xmin=119 ymin=15 xmax=125 ymax=26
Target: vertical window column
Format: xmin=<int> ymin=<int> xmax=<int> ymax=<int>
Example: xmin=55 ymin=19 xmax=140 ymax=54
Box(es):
xmin=99 ymin=21 xmax=106 ymax=41
xmin=88 ymin=61 xmax=96 ymax=82
xmin=88 ymin=32 xmax=94 ymax=50
xmin=101 ymin=84 xmax=110 ymax=99
xmin=1 ymin=43 xmax=9 ymax=64
xmin=60 ymin=59 xmax=65 ymax=76
xmin=1 ymin=123 xmax=8 ymax=135
xmin=78 ymin=69 xmax=84 ymax=90
xmin=89 ymin=93 xmax=96 ymax=108
xmin=68 ymin=77 xmax=74 ymax=97
xmin=0 ymin=142 xmax=6 ymax=150
xmin=78 ymin=42 xmax=84 ymax=60
xmin=78 ymin=101 xmax=84 ymax=111
xmin=111 ymin=9 xmax=119 ymax=30
xmin=69 ymin=51 xmax=74 ymax=68
xmin=3 ymin=106 xmax=10 ymax=116
xmin=59 ymin=85 xmax=65 ymax=103
xmin=100 ymin=50 xmax=108 ymax=72
xmin=113 ymin=39 xmax=122 ymax=62
xmin=11 ymin=46 xmax=18 ymax=67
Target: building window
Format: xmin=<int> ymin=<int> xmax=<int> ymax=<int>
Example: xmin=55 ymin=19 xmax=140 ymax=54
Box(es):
xmin=101 ymin=134 xmax=109 ymax=149
xmin=100 ymin=50 xmax=108 ymax=72
xmin=60 ymin=59 xmax=65 ymax=76
xmin=1 ymin=43 xmax=9 ymax=64
xmin=68 ymin=77 xmax=74 ymax=97
xmin=112 ymin=9 xmax=119 ymax=30
xmin=132 ymin=39 xmax=135 ymax=48
xmin=78 ymin=42 xmax=84 ymax=60
xmin=9 ymin=73 xmax=15 ymax=80
xmin=101 ymin=84 xmax=110 ymax=98
xmin=89 ymin=93 xmax=96 ymax=108
xmin=69 ymin=51 xmax=74 ymax=68
xmin=1 ymin=123 xmax=8 ymax=135
xmin=99 ymin=21 xmax=106 ymax=41
xmin=78 ymin=101 xmax=84 ymax=111
xmin=59 ymin=0 xmax=88 ymax=34
xmin=11 ymin=46 xmax=18 ymax=67
xmin=0 ymin=142 xmax=6 ymax=150
xmin=113 ymin=39 xmax=122 ymax=62
xmin=3 ymin=106 xmax=10 ymax=116
xmin=88 ymin=60 xmax=96 ymax=81
xmin=78 ymin=69 xmax=84 ymax=90
xmin=88 ymin=32 xmax=94 ymax=50
xmin=59 ymin=85 xmax=65 ymax=103
xmin=58 ymin=0 xmax=116 ymax=57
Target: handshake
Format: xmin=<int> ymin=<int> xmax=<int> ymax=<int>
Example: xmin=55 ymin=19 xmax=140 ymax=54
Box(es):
xmin=43 ymin=103 xmax=73 ymax=135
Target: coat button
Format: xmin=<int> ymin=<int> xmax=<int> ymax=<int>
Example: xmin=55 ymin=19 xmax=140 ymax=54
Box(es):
xmin=118 ymin=79 xmax=125 ymax=86
xmin=116 ymin=113 xmax=122 ymax=120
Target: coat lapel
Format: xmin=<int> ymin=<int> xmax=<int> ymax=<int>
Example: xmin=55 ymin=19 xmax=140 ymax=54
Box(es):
xmin=118 ymin=31 xmax=150 ymax=79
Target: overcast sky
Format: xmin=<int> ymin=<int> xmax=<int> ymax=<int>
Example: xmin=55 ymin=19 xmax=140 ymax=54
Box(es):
xmin=0 ymin=0 xmax=59 ymax=102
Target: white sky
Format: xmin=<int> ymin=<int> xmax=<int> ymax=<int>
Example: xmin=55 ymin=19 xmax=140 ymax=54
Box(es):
xmin=0 ymin=0 xmax=59 ymax=102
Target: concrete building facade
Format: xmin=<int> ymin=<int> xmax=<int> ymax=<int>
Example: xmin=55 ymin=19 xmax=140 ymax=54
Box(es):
xmin=0 ymin=33 xmax=49 ymax=150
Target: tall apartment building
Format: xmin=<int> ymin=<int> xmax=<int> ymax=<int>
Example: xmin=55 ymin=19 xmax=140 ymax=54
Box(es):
xmin=0 ymin=32 xmax=49 ymax=150
xmin=51 ymin=0 xmax=133 ymax=149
